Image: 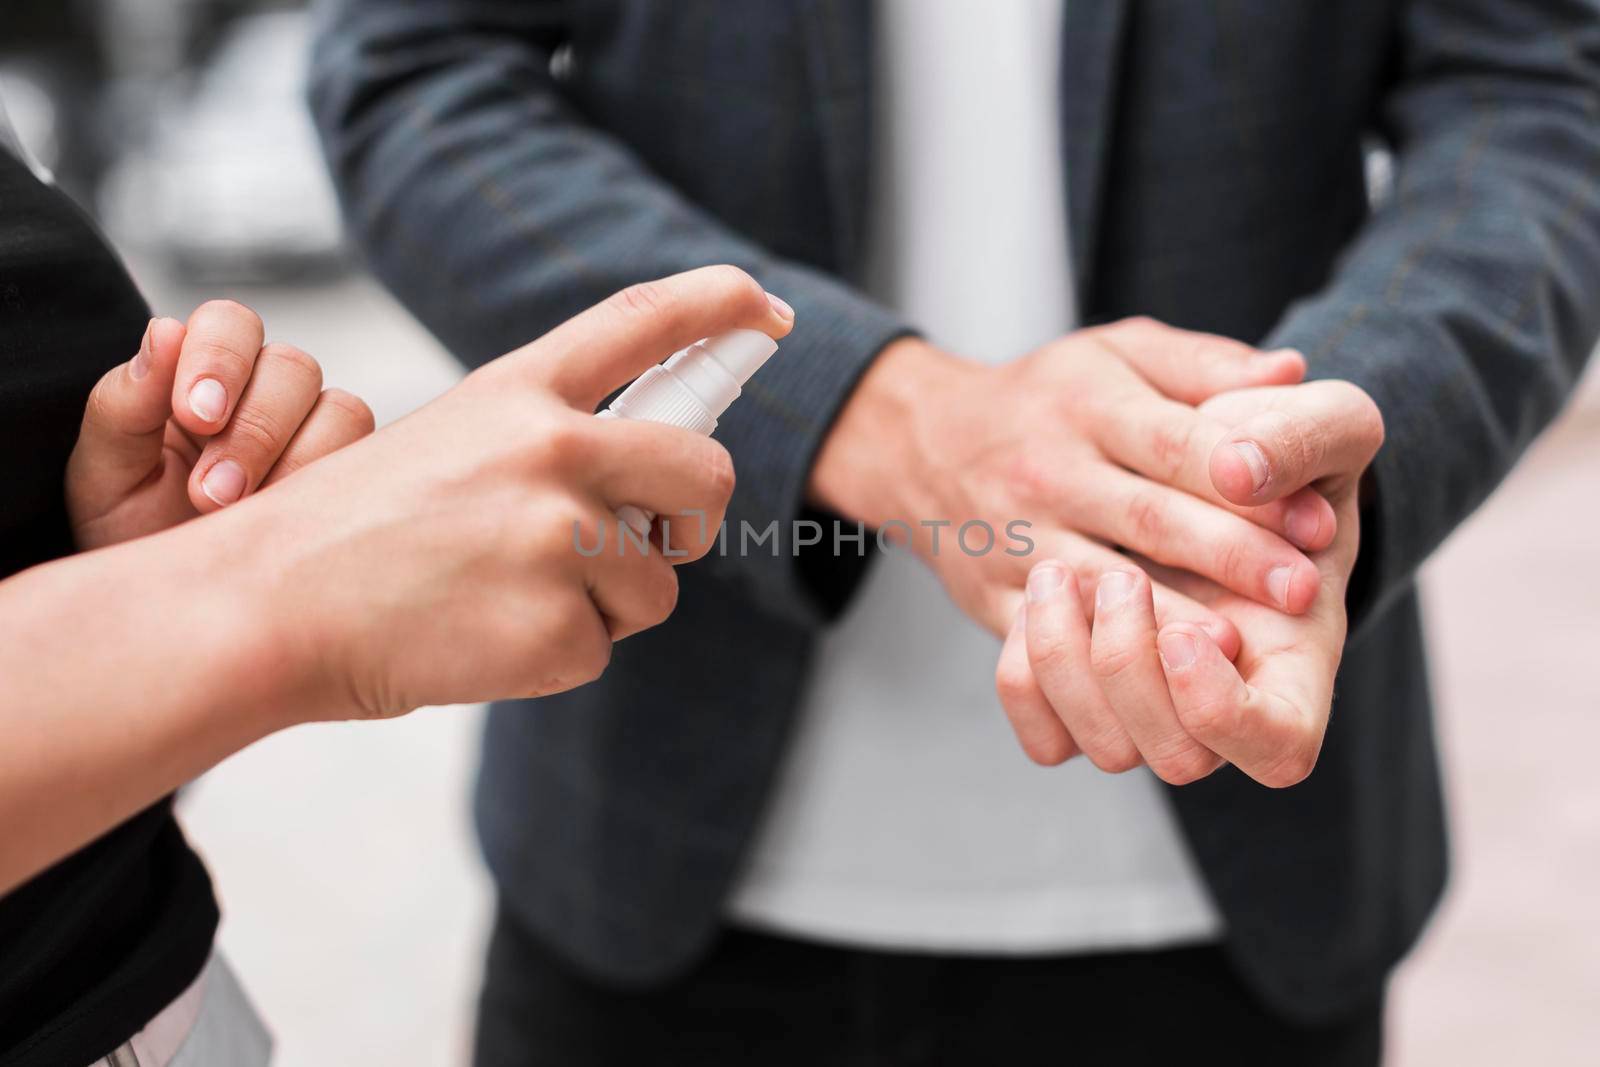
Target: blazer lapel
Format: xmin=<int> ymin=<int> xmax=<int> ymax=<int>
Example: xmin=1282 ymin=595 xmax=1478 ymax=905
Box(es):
xmin=1061 ymin=0 xmax=1131 ymax=315
xmin=797 ymin=0 xmax=873 ymax=274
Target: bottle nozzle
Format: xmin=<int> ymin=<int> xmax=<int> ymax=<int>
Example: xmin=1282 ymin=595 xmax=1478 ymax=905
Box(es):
xmin=696 ymin=329 xmax=779 ymax=386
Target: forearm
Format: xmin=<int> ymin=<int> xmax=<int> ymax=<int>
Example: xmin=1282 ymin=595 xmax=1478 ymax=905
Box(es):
xmin=0 ymin=521 xmax=303 ymax=894
xmin=1266 ymin=0 xmax=1600 ymax=632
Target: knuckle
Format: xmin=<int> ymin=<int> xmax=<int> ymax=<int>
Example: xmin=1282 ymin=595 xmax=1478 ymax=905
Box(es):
xmin=187 ymin=338 xmax=254 ymax=379
xmin=1089 ymin=640 xmax=1142 ymax=685
xmin=1173 ymin=690 xmax=1242 ymax=742
xmin=537 ymin=595 xmax=612 ymax=690
xmin=994 ymin=662 xmax=1036 ymax=706
xmin=1022 ymin=731 xmax=1073 ymax=767
xmin=1337 ymin=382 xmax=1386 ymax=450
xmin=1260 ymin=742 xmax=1319 ymax=788
xmin=1149 ymin=744 xmax=1219 ymax=786
xmin=548 ymin=489 xmax=595 ymax=539
xmin=1002 ymin=453 xmax=1057 ymax=504
xmin=259 ymin=342 xmax=323 ymax=387
xmin=532 ymin=417 xmax=590 ymax=468
xmin=319 ymin=388 xmax=376 ymax=435
xmin=1264 ymin=416 xmax=1315 ymax=482
xmin=644 ymin=565 xmax=681 ymax=626
xmin=704 ymin=263 xmax=764 ymax=306
xmin=1108 ymin=314 xmax=1158 ymax=336
xmin=1028 ymin=628 xmax=1077 ymax=678
xmin=1279 ymin=407 xmax=1327 ymax=473
xmin=1193 ymin=335 xmax=1254 ymax=370
xmin=607 ymin=280 xmax=675 ymax=321
xmin=83 ymin=377 xmax=119 ymax=429
xmin=1125 ymin=488 xmax=1170 ymax=547
xmin=574 ymin=632 xmax=613 ymax=686
xmin=695 ymin=441 xmax=737 ymax=505
xmin=1082 ymin=732 xmax=1142 ymax=774
xmin=1299 ymin=419 xmax=1329 ymax=473
xmin=1148 ymin=419 xmax=1195 ymax=484
xmin=1365 ymin=400 xmax=1386 ymax=449
xmin=1212 ymin=536 xmax=1251 ymax=587
xmin=196 ymin=298 xmax=262 ymax=332
xmin=221 ymin=406 xmax=283 ymax=455
xmin=528 ymin=504 xmax=582 ymax=562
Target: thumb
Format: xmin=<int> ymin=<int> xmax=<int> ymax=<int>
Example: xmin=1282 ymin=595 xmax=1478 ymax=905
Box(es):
xmin=1208 ymin=380 xmax=1385 ymax=506
xmin=67 ymin=317 xmax=187 ymax=514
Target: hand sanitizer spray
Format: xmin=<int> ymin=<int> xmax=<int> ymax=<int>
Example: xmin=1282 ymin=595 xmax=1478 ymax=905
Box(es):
xmin=598 ymin=328 xmax=779 ymax=535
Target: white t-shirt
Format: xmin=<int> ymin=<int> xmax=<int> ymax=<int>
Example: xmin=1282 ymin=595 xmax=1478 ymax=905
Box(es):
xmin=0 ymin=87 xmax=51 ymax=183
xmin=726 ymin=0 xmax=1223 ymax=954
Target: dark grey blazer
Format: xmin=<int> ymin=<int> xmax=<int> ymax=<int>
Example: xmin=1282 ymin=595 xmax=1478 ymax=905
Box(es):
xmin=310 ymin=0 xmax=1600 ymax=1021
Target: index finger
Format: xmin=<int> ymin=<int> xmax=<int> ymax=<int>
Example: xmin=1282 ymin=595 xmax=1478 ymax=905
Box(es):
xmin=170 ymin=300 xmax=266 ymax=437
xmin=508 ymin=265 xmax=795 ymax=411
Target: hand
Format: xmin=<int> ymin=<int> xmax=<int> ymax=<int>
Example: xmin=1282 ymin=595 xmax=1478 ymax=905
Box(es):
xmin=811 ymin=318 xmax=1339 ymax=689
xmin=66 ymin=301 xmax=374 ymax=549
xmin=1004 ymin=380 xmax=1384 ymax=784
xmin=189 ymin=265 xmax=793 ymax=721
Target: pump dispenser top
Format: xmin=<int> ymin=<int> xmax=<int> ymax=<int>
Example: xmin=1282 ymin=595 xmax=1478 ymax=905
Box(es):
xmin=603 ymin=329 xmax=778 ymax=435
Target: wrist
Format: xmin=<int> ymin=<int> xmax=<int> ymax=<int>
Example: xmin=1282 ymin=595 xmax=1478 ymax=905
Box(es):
xmin=165 ymin=507 xmax=342 ymax=732
xmin=807 ymin=336 xmax=980 ymax=526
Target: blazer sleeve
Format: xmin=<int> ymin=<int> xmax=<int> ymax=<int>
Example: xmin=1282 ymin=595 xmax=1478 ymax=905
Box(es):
xmin=1263 ymin=0 xmax=1600 ymax=636
xmin=307 ymin=0 xmax=908 ymax=628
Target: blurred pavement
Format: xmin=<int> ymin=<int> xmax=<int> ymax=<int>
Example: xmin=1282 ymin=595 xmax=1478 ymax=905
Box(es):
xmin=123 ymin=259 xmax=1600 ymax=1066
xmin=1390 ymin=370 xmax=1600 ymax=1065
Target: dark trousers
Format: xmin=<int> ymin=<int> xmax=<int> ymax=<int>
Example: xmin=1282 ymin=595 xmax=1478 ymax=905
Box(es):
xmin=474 ymin=904 xmax=1384 ymax=1066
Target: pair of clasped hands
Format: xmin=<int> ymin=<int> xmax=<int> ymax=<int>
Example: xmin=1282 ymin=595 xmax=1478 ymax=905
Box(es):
xmin=68 ymin=265 xmax=1381 ymax=788
xmin=810 ymin=318 xmax=1384 ymax=788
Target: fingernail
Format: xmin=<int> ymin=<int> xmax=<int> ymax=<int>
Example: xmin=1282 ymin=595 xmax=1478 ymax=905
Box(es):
xmin=1285 ymin=500 xmax=1322 ymax=548
xmin=1264 ymin=347 xmax=1304 ymax=361
xmin=1027 ymin=563 xmax=1064 ymax=604
xmin=188 ymin=378 xmax=227 ymax=422
xmin=1233 ymin=441 xmax=1270 ymax=493
xmin=1158 ymin=631 xmax=1198 ymax=671
xmin=129 ymin=323 xmax=153 ymax=380
xmin=766 ymin=291 xmax=794 ymax=320
xmin=200 ymin=460 xmax=246 ymax=506
xmin=1267 ymin=565 xmax=1294 ymax=610
xmin=1096 ymin=570 xmax=1136 ymax=609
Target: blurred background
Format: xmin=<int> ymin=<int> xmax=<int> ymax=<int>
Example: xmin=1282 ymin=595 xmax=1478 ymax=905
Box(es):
xmin=5 ymin=1 xmax=1598 ymax=1063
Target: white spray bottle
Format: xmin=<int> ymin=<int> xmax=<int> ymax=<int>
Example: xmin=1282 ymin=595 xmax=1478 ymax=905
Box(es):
xmin=597 ymin=329 xmax=779 ymax=535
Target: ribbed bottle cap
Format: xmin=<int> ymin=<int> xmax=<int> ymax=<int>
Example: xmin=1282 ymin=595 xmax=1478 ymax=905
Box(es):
xmin=608 ymin=365 xmax=719 ymax=434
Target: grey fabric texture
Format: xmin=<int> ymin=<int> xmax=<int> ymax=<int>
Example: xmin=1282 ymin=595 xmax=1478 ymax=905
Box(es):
xmin=310 ymin=0 xmax=1600 ymax=1022
xmin=91 ymin=955 xmax=271 ymax=1067
xmin=164 ymin=957 xmax=271 ymax=1067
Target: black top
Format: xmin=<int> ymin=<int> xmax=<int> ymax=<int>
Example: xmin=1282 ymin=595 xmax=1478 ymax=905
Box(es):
xmin=0 ymin=154 xmax=218 ymax=1066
